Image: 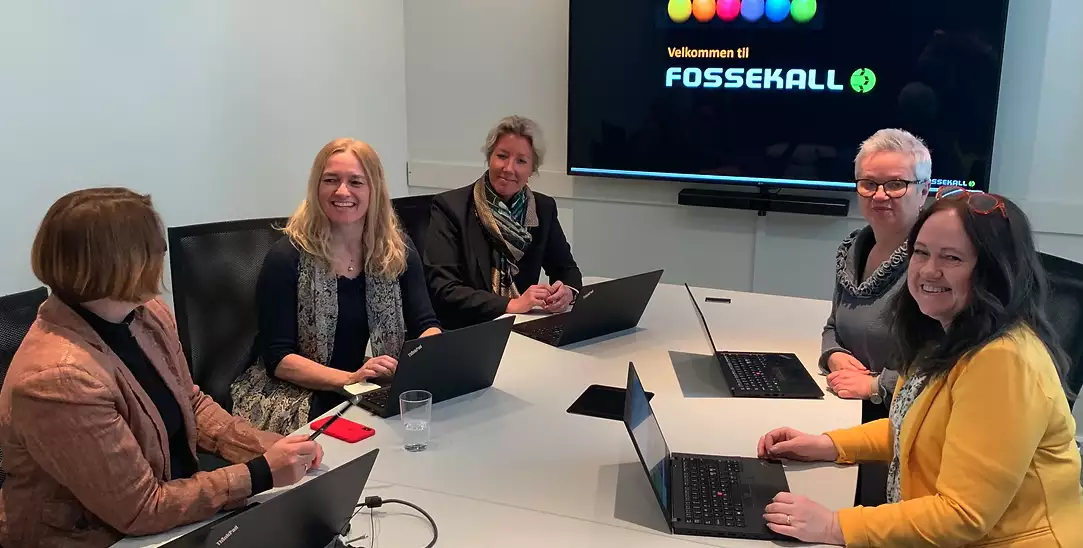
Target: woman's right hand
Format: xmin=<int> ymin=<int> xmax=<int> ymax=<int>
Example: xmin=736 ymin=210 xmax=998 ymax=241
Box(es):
xmin=347 ymin=355 xmax=398 ymax=384
xmin=757 ymin=427 xmax=838 ymax=462
xmin=506 ymin=285 xmax=550 ymax=314
xmin=826 ymin=352 xmax=868 ymax=373
xmin=263 ymin=435 xmax=323 ymax=487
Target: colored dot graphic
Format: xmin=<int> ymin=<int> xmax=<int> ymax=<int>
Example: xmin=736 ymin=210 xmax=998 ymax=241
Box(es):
xmin=791 ymin=0 xmax=817 ymax=23
xmin=668 ymin=0 xmax=692 ymax=23
xmin=717 ymin=0 xmax=741 ymax=21
xmin=692 ymin=0 xmax=716 ymax=22
xmin=764 ymin=0 xmax=789 ymax=22
xmin=740 ymin=0 xmax=764 ymax=21
xmin=850 ymin=68 xmax=877 ymax=93
xmin=668 ymin=0 xmax=817 ymax=24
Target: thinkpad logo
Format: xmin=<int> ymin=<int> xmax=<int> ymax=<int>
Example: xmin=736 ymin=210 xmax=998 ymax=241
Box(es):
xmin=216 ymin=525 xmax=239 ymax=546
xmin=581 ymin=290 xmax=595 ymax=300
xmin=408 ymin=345 xmax=422 ymax=357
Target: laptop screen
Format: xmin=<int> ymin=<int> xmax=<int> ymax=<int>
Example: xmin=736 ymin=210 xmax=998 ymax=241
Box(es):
xmin=684 ymin=283 xmax=719 ymax=353
xmin=623 ymin=363 xmax=671 ymax=518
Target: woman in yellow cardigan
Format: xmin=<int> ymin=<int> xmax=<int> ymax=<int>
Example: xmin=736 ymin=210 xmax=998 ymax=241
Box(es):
xmin=757 ymin=189 xmax=1082 ymax=547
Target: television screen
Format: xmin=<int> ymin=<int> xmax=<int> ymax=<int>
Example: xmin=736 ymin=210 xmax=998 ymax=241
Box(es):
xmin=567 ymin=0 xmax=1011 ymax=192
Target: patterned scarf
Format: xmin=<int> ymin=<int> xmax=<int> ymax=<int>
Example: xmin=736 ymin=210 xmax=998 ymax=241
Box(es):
xmin=886 ymin=373 xmax=928 ymax=503
xmin=835 ymin=226 xmax=909 ymax=299
xmin=231 ymin=245 xmax=405 ymax=435
xmin=472 ymin=173 xmax=538 ymax=297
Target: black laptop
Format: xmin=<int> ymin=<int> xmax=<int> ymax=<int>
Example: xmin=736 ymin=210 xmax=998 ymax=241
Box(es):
xmin=512 ymin=270 xmax=664 ymax=346
xmin=685 ymin=284 xmax=823 ymax=399
xmin=355 ymin=316 xmax=514 ymax=418
xmin=623 ymin=364 xmax=788 ymax=539
xmin=162 ymin=448 xmax=379 ymax=548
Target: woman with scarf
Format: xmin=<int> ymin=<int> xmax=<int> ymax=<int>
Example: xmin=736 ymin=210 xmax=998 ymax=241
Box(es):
xmin=231 ymin=138 xmax=442 ymax=435
xmin=820 ymin=128 xmax=932 ymax=506
xmin=425 ymin=116 xmax=583 ymax=329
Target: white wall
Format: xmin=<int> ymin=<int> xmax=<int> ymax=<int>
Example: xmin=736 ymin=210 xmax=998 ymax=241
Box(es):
xmin=0 ymin=0 xmax=409 ymax=296
xmin=404 ymin=0 xmax=1083 ymax=300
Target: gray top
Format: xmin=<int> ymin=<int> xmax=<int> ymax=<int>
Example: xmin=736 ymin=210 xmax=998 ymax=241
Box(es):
xmin=819 ymin=226 xmax=908 ymax=406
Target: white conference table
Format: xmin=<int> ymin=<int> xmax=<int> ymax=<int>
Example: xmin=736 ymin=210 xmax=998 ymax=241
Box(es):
xmin=117 ymin=281 xmax=860 ymax=548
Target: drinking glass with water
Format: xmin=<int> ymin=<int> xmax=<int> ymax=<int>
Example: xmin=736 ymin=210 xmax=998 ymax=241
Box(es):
xmin=399 ymin=390 xmax=432 ymax=452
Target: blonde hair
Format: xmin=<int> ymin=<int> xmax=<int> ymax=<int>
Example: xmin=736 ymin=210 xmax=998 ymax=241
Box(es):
xmin=482 ymin=115 xmax=546 ymax=174
xmin=283 ymin=138 xmax=407 ymax=279
xmin=32 ymin=187 xmax=166 ymax=303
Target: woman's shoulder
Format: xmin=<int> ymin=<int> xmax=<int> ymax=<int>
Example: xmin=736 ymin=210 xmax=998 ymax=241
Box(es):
xmin=530 ymin=189 xmax=558 ymax=213
xmin=434 ymin=184 xmax=475 ymax=207
xmin=953 ymin=325 xmax=1062 ymax=393
xmin=262 ymin=234 xmax=301 ymax=268
xmin=401 ymin=231 xmax=420 ymax=259
xmin=6 ymin=313 xmax=114 ymax=396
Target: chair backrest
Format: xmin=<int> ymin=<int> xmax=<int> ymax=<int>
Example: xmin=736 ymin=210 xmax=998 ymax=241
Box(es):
xmin=392 ymin=194 xmax=434 ymax=256
xmin=0 ymin=285 xmax=48 ymax=489
xmin=168 ymin=218 xmax=287 ymax=411
xmin=0 ymin=286 xmax=49 ymax=389
xmin=1040 ymin=253 xmax=1083 ymax=408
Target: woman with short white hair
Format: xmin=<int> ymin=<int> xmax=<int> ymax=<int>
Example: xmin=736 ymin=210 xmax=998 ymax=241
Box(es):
xmin=820 ymin=128 xmax=931 ymax=505
xmin=425 ymin=115 xmax=583 ymax=329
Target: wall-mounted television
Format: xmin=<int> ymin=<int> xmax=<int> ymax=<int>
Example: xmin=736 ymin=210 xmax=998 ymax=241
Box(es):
xmin=567 ymin=0 xmax=1011 ymax=193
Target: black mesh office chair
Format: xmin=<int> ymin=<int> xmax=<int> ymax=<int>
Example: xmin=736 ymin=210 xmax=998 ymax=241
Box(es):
xmin=168 ymin=218 xmax=287 ymax=412
xmin=0 ymin=286 xmax=49 ymax=488
xmin=392 ymin=194 xmax=435 ymax=257
xmin=1040 ymin=253 xmax=1083 ymax=408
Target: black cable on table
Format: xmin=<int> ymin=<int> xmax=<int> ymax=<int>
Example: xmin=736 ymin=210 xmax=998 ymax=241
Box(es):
xmin=355 ymin=496 xmax=438 ymax=548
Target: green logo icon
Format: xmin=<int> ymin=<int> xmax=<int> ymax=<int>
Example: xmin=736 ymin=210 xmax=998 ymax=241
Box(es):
xmin=850 ymin=68 xmax=877 ymax=93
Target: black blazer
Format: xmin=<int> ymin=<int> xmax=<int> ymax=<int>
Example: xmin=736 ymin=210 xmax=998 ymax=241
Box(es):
xmin=424 ymin=184 xmax=583 ymax=329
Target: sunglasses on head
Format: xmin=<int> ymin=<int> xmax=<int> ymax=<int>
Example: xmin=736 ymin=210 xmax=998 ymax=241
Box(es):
xmin=935 ymin=186 xmax=1007 ymax=218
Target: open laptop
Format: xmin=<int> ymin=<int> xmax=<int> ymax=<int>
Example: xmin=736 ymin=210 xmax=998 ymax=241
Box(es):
xmin=685 ymin=284 xmax=823 ymax=399
xmin=162 ymin=448 xmax=379 ymax=548
xmin=623 ymin=364 xmax=788 ymax=539
xmin=355 ymin=316 xmax=514 ymax=418
xmin=512 ymin=270 xmax=664 ymax=346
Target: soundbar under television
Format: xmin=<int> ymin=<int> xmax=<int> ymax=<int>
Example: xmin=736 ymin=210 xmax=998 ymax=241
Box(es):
xmin=567 ymin=0 xmax=1010 ymax=193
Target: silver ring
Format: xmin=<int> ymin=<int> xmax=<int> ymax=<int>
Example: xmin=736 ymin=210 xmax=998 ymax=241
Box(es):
xmin=786 ymin=515 xmax=792 ymax=526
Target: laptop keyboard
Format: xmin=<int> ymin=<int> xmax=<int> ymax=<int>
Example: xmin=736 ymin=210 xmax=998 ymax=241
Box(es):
xmin=361 ymin=387 xmax=391 ymax=408
xmin=520 ymin=324 xmax=564 ymax=345
xmin=723 ymin=353 xmax=783 ymax=393
xmin=682 ymin=458 xmax=747 ymax=528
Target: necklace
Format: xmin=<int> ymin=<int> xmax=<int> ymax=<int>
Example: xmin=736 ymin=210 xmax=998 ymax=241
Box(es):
xmin=334 ymin=241 xmax=359 ymax=273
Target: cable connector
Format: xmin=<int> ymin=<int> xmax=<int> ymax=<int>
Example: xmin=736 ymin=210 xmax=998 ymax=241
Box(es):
xmin=363 ymin=496 xmax=384 ymax=509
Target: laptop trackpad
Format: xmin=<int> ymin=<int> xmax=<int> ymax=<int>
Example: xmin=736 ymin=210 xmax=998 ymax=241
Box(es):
xmin=567 ymin=384 xmax=654 ymax=421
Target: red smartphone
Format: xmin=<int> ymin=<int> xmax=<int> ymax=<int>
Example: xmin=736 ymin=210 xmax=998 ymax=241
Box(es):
xmin=309 ymin=417 xmax=375 ymax=443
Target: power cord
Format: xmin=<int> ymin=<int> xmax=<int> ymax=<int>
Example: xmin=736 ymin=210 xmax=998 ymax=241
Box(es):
xmin=354 ymin=496 xmax=438 ymax=548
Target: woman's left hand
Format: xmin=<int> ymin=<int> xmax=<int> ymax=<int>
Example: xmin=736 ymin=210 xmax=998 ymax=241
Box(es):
xmin=543 ymin=281 xmax=575 ymax=313
xmin=763 ymin=492 xmax=844 ymax=545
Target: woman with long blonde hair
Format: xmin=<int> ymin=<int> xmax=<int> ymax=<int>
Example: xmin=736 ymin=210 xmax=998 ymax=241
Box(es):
xmin=232 ymin=138 xmax=441 ymax=434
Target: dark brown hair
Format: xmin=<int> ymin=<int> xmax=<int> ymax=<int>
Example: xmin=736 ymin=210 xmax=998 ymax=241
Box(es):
xmin=32 ymin=187 xmax=166 ymax=303
xmin=890 ymin=196 xmax=1073 ymax=398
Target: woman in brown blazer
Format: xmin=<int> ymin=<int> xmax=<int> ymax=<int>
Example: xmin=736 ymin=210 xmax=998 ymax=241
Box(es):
xmin=0 ymin=188 xmax=323 ymax=548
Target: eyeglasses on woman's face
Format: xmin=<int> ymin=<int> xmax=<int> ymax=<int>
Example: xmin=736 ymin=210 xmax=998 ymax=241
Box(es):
xmin=855 ymin=178 xmax=921 ymax=199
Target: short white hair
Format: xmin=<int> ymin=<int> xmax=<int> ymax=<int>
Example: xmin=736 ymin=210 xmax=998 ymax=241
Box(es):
xmin=854 ymin=128 xmax=932 ymax=181
xmin=482 ymin=115 xmax=546 ymax=173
